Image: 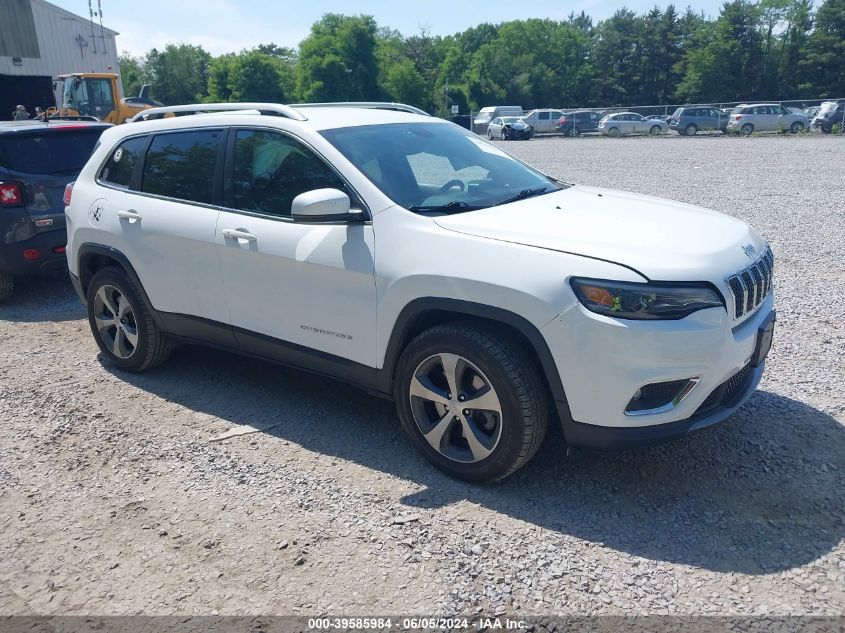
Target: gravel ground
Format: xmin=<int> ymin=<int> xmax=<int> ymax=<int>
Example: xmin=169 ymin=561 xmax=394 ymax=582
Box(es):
xmin=0 ymin=134 xmax=843 ymax=618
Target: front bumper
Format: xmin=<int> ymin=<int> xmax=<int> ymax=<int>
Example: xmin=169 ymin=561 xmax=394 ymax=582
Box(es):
xmin=0 ymin=228 xmax=68 ymax=274
xmin=563 ymin=361 xmax=764 ymax=450
xmin=504 ymin=128 xmax=532 ymax=139
xmin=542 ymin=296 xmax=774 ymax=448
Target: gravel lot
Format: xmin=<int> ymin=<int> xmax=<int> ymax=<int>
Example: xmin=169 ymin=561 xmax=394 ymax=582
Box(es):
xmin=1 ymin=134 xmax=843 ymax=617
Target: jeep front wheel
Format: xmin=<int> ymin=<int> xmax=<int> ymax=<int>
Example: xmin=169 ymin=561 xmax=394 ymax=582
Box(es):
xmin=394 ymin=323 xmax=548 ymax=482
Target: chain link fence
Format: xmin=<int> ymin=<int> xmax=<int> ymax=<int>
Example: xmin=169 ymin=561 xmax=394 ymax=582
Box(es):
xmin=467 ymin=98 xmax=845 ymax=137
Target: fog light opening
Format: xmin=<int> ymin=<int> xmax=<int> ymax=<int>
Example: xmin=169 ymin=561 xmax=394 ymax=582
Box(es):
xmin=625 ymin=377 xmax=700 ymax=416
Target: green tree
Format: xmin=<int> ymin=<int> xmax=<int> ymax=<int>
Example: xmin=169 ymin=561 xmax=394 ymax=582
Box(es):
xmin=206 ymin=53 xmax=236 ymax=102
xmin=777 ymin=0 xmax=813 ymax=96
xmin=800 ymin=0 xmax=845 ymax=96
xmin=677 ymin=0 xmax=764 ymax=102
xmin=589 ymin=9 xmax=644 ymax=104
xmin=118 ymin=52 xmax=149 ymax=98
xmin=297 ymin=14 xmax=381 ymax=102
xmin=146 ymin=44 xmax=212 ymax=105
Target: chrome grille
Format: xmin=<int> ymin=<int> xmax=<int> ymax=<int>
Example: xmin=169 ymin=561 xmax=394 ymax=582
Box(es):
xmin=727 ymin=246 xmax=774 ymax=319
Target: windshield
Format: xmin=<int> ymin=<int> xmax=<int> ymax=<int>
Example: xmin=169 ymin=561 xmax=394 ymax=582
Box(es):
xmin=502 ymin=117 xmax=520 ymax=123
xmin=321 ymin=122 xmax=563 ymax=213
xmin=474 ymin=111 xmax=494 ymax=123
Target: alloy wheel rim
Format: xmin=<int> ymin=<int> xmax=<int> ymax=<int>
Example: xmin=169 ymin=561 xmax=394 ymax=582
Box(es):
xmin=93 ymin=284 xmax=139 ymax=359
xmin=409 ymin=353 xmax=502 ymax=464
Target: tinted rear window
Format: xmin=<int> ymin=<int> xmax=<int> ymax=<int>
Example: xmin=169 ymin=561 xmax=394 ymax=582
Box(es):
xmin=141 ymin=129 xmax=221 ymax=204
xmin=0 ymin=128 xmax=104 ymax=175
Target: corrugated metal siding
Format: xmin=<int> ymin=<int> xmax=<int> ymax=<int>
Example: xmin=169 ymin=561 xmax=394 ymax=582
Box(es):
xmin=0 ymin=0 xmax=121 ymax=95
xmin=0 ymin=0 xmax=41 ymax=58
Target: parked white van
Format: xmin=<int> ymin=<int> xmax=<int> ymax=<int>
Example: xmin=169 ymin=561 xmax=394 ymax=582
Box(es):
xmin=473 ymin=106 xmax=523 ymax=134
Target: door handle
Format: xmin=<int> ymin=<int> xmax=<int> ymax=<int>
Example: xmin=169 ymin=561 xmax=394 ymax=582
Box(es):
xmin=117 ymin=209 xmax=142 ymax=221
xmin=221 ymin=228 xmax=257 ymax=242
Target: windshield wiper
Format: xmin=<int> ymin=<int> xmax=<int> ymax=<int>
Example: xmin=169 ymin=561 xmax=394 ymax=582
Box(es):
xmin=408 ymin=201 xmax=484 ymax=214
xmin=494 ymin=186 xmax=552 ymax=207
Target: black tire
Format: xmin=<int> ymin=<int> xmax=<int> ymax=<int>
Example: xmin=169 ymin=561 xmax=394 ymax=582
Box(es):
xmin=0 ymin=271 xmax=13 ymax=303
xmin=685 ymin=123 xmax=698 ymax=136
xmin=790 ymin=121 xmax=804 ymax=134
xmin=393 ymin=322 xmax=548 ymax=483
xmin=650 ymin=125 xmax=663 ymax=136
xmin=607 ymin=127 xmax=620 ymax=138
xmin=86 ymin=266 xmax=171 ymax=372
xmin=741 ymin=123 xmax=754 ymax=136
xmin=568 ymin=127 xmax=579 ymax=137
xmin=487 ymin=130 xmax=494 ymax=140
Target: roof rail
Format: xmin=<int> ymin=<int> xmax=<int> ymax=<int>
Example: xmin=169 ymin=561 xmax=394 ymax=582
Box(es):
xmin=129 ymin=103 xmax=307 ymax=123
xmin=291 ymin=102 xmax=431 ymax=116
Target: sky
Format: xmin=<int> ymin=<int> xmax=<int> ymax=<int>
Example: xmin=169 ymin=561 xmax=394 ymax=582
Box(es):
xmin=53 ymin=0 xmax=726 ymax=57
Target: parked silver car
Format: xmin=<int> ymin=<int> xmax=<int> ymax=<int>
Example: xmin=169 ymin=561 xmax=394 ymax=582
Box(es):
xmin=597 ymin=112 xmax=668 ymax=137
xmin=727 ymin=104 xmax=809 ymax=135
xmin=487 ymin=116 xmax=533 ymax=140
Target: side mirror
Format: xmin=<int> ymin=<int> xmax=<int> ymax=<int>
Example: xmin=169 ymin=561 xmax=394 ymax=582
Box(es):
xmin=291 ymin=188 xmax=362 ymax=223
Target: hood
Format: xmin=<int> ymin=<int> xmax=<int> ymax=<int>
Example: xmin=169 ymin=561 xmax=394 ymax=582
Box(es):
xmin=432 ymin=185 xmax=764 ymax=281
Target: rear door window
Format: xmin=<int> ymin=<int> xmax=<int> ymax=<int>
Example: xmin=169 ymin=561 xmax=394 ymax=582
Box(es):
xmin=0 ymin=127 xmax=105 ymax=175
xmin=99 ymin=136 xmax=147 ymax=188
xmin=539 ymin=112 xmax=550 ymax=120
xmin=141 ymin=129 xmax=222 ymax=204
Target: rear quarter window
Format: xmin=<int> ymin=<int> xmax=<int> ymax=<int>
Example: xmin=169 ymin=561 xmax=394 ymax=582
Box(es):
xmin=99 ymin=136 xmax=147 ymax=188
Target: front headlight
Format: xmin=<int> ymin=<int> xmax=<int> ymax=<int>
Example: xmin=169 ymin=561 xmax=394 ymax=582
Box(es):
xmin=570 ymin=278 xmax=724 ymax=320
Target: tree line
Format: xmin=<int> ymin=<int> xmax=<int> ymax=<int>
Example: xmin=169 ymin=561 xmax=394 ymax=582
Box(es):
xmin=119 ymin=0 xmax=845 ymax=116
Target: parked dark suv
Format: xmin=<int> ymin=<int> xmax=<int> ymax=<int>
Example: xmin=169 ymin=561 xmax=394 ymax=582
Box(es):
xmin=667 ymin=106 xmax=729 ymax=135
xmin=556 ymin=111 xmax=602 ymax=136
xmin=0 ymin=120 xmax=110 ymax=302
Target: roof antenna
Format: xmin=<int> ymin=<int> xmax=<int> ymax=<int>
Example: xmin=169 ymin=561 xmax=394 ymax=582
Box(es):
xmin=88 ymin=0 xmax=99 ymax=69
xmin=97 ymin=0 xmax=107 ymax=60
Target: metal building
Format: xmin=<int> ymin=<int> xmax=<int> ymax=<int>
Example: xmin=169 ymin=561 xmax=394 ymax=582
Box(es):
xmin=0 ymin=0 xmax=120 ymax=117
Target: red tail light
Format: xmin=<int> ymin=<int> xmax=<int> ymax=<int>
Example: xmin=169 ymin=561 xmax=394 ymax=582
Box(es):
xmin=63 ymin=182 xmax=74 ymax=206
xmin=0 ymin=182 xmax=24 ymax=206
xmin=23 ymin=249 xmax=40 ymax=260
xmin=560 ymin=117 xmax=569 ymax=124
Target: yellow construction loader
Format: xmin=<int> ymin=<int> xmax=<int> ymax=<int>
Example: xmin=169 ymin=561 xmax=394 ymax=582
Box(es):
xmin=47 ymin=73 xmax=162 ymax=124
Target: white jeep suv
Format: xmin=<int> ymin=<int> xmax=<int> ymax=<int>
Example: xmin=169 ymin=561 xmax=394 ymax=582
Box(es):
xmin=65 ymin=102 xmax=775 ymax=482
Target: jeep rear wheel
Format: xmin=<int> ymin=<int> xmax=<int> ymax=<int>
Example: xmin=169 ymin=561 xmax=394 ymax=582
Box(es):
xmin=86 ymin=267 xmax=171 ymax=372
xmin=0 ymin=271 xmax=13 ymax=303
xmin=394 ymin=323 xmax=548 ymax=482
